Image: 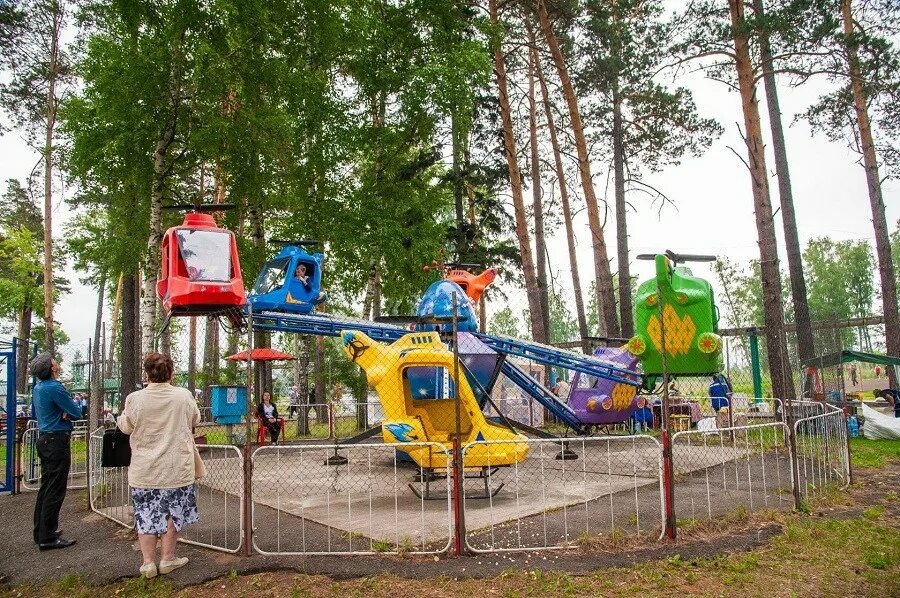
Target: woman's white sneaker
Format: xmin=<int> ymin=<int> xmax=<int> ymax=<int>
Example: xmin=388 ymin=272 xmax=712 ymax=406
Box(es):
xmin=139 ymin=562 xmax=158 ymax=578
xmin=158 ymin=556 xmax=188 ymax=574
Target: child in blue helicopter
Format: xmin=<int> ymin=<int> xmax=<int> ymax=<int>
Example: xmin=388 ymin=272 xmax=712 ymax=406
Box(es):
xmin=294 ymin=263 xmax=312 ymax=292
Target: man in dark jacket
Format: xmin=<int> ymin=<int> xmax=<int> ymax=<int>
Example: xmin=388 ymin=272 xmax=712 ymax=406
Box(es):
xmin=30 ymin=352 xmax=81 ymax=550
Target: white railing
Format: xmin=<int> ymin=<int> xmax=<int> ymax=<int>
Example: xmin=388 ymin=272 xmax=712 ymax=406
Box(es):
xmin=461 ymin=436 xmax=664 ymax=552
xmin=250 ymin=442 xmax=452 ymax=555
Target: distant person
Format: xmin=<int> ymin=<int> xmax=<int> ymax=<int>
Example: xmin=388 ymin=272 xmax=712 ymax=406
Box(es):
xmin=294 ymin=263 xmax=312 ymax=292
xmin=552 ymin=379 xmax=571 ymax=404
xmin=288 ymin=386 xmax=299 ymax=418
xmin=118 ymin=353 xmax=201 ymax=578
xmin=849 ymin=363 xmax=858 ymax=387
xmin=256 ymin=391 xmax=281 ymax=444
xmin=30 ymin=352 xmax=81 ymax=551
xmin=709 ymin=375 xmax=732 ymax=412
xmin=874 ymin=389 xmax=900 ymax=418
xmin=875 ymin=365 xmax=882 ymax=378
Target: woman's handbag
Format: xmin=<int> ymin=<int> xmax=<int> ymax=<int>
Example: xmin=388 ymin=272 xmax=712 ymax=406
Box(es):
xmin=193 ymin=445 xmax=207 ymax=480
xmin=101 ymin=428 xmax=131 ymax=467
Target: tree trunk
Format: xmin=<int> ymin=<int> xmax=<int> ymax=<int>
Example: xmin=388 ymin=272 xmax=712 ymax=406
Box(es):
xmin=490 ymin=0 xmax=547 ymax=344
xmin=16 ymin=301 xmax=32 ymax=394
xmin=202 ymin=318 xmax=218 ymax=412
xmin=841 ymin=0 xmax=899 ymax=384
xmin=612 ymin=84 xmax=633 ymax=338
xmin=107 ymin=272 xmax=123 ymax=378
xmin=728 ymin=0 xmax=794 ymax=400
xmin=536 ymin=0 xmax=618 ymax=338
xmin=527 ymin=23 xmax=551 ymax=343
xmin=42 ymin=0 xmax=63 ymax=353
xmin=452 ymin=112 xmax=467 ymax=259
xmin=89 ymin=274 xmax=105 ymax=431
xmin=188 ymin=316 xmax=197 ymax=396
xmin=753 ymin=0 xmax=815 ymax=362
xmin=535 ymin=50 xmax=590 ymax=353
xmin=119 ymin=272 xmax=140 ymax=406
xmin=141 ymin=30 xmax=184 ymax=357
xmin=142 ymin=120 xmax=176 ymax=356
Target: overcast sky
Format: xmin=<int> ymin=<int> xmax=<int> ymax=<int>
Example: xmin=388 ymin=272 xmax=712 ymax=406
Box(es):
xmin=1 ymin=42 xmax=896 ymax=362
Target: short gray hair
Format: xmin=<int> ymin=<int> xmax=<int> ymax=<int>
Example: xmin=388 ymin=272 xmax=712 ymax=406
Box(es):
xmin=29 ymin=352 xmax=54 ymax=380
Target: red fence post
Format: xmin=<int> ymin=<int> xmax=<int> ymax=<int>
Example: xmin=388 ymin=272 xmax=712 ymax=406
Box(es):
xmin=661 ymin=429 xmax=676 ymax=540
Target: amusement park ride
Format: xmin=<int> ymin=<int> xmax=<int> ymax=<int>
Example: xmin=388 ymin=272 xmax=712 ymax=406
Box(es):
xmin=155 ymin=213 xmax=727 ymax=493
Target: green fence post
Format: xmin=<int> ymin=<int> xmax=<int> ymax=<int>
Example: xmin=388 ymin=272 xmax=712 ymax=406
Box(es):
xmin=749 ymin=329 xmax=762 ymax=399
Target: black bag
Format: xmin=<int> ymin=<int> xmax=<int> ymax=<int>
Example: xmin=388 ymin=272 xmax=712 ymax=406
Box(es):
xmin=101 ymin=428 xmax=131 ymax=467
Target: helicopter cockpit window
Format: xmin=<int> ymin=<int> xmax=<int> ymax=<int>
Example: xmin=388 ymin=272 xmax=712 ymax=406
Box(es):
xmin=176 ymin=229 xmax=232 ymax=282
xmin=253 ymin=257 xmax=290 ymax=295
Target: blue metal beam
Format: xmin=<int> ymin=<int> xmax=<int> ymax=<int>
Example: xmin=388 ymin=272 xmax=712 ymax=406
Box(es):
xmin=500 ymin=360 xmax=585 ymax=434
xmin=251 ymin=312 xmax=407 ymax=342
xmin=473 ymin=333 xmax=642 ymax=387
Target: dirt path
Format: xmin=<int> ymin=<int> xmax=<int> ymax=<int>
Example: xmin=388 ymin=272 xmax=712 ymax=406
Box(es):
xmin=0 ymin=461 xmax=894 ymax=591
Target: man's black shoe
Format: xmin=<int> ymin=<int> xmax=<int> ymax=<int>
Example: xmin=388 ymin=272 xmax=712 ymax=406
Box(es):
xmin=38 ymin=538 xmax=76 ymax=551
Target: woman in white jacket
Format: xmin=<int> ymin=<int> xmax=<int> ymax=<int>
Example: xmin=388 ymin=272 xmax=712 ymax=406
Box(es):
xmin=118 ymin=353 xmax=201 ymax=578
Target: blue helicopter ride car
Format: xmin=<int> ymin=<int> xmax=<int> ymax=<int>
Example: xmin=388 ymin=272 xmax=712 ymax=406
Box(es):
xmin=247 ymin=241 xmax=328 ymax=315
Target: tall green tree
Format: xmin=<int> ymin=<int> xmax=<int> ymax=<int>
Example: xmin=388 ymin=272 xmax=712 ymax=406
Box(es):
xmin=0 ymin=0 xmax=74 ymax=353
xmin=579 ymin=0 xmax=720 ymax=338
xmin=800 ymin=0 xmax=900 ymax=371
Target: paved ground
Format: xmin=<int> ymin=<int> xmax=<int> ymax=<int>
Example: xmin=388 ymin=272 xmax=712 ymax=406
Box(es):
xmin=0 ymin=487 xmax=785 ymax=590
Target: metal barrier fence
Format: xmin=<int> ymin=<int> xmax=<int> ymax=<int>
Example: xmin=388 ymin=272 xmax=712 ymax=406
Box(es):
xmin=794 ymin=405 xmax=850 ymax=499
xmin=21 ymin=422 xmax=89 ymax=491
xmin=79 ymin=405 xmax=850 ymax=556
xmin=87 ymin=427 xmax=244 ymax=553
xmin=250 ymin=442 xmax=452 ymax=555
xmin=88 ymin=427 xmax=133 ymax=529
xmin=672 ymin=422 xmax=793 ymax=521
xmin=462 ymin=436 xmax=664 ymax=552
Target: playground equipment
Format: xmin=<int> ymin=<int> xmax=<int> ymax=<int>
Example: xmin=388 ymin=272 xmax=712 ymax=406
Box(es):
xmin=342 ymin=330 xmax=528 ymax=497
xmin=156 ymin=207 xmax=246 ymax=328
xmin=627 ymin=252 xmax=722 ymax=379
xmin=248 ymin=241 xmax=328 ymax=315
xmin=568 ymin=347 xmax=642 ymax=431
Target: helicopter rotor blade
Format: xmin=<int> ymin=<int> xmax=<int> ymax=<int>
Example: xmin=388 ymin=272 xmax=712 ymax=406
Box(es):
xmin=162 ymin=203 xmax=236 ymax=212
xmin=271 ymin=239 xmax=322 ymax=247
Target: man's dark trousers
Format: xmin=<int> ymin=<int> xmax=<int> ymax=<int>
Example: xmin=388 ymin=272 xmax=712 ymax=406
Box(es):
xmin=33 ymin=432 xmax=70 ymax=544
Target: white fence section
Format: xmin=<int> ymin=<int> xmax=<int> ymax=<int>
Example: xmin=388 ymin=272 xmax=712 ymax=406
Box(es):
xmin=88 ymin=427 xmax=244 ymax=553
xmin=461 ymin=436 xmax=664 ymax=552
xmin=21 ymin=423 xmax=88 ymax=491
xmin=250 ymin=442 xmax=453 ymax=555
xmin=672 ymin=422 xmax=793 ymax=521
xmin=794 ymin=405 xmax=850 ymax=498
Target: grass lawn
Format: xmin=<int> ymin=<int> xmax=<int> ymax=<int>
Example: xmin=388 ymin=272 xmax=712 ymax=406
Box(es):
xmin=5 ymin=429 xmax=898 ymax=598
xmin=850 ymin=437 xmax=900 ymax=469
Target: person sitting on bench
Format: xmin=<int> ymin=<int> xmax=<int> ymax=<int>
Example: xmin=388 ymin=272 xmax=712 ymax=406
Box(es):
xmin=256 ymin=391 xmax=281 ymax=444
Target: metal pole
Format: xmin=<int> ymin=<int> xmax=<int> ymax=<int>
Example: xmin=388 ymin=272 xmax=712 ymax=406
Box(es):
xmin=5 ymin=337 xmax=17 ymax=493
xmin=451 ymin=292 xmax=465 ymax=555
xmin=657 ymin=284 xmax=676 ymax=540
xmin=243 ymin=308 xmax=254 ymax=556
xmin=778 ymin=327 xmax=802 ymax=511
xmin=749 ymin=330 xmax=763 ymax=400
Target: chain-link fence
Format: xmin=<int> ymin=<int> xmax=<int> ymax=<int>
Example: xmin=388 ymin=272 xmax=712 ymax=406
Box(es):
xmin=672 ymin=422 xmax=792 ymax=522
xmin=250 ymin=443 xmax=452 ymax=555
xmin=88 ymin=426 xmax=133 ymax=529
xmin=794 ymin=405 xmax=851 ymax=500
xmin=462 ymin=436 xmax=663 ymax=552
xmin=88 ymin=427 xmax=243 ymax=553
xmin=20 ymin=420 xmax=89 ymax=491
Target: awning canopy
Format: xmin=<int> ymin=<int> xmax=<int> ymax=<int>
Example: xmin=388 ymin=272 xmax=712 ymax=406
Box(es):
xmin=801 ymin=350 xmax=900 ymax=369
xmin=225 ymin=348 xmax=296 ymax=362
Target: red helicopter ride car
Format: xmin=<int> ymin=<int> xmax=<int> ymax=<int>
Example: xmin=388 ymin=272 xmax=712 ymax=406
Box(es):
xmin=156 ymin=203 xmax=246 ymax=330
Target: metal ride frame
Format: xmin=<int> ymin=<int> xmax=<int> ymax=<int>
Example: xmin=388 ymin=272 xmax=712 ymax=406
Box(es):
xmin=0 ymin=338 xmax=16 ymax=493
